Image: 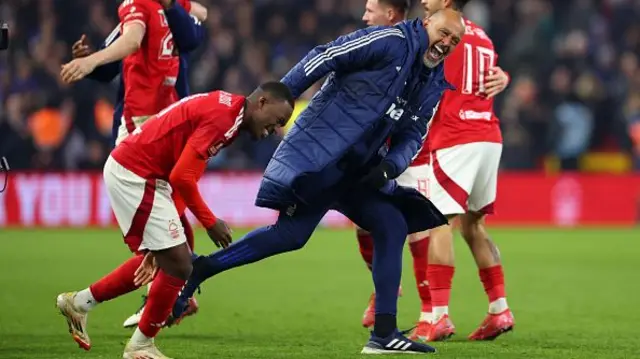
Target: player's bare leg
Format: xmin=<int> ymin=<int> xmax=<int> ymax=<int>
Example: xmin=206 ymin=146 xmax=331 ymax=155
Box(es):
xmin=461 ymin=211 xmax=514 ymax=340
xmin=421 ymin=218 xmax=457 ymax=341
xmin=406 ymin=230 xmax=434 ymax=340
xmin=123 ymin=243 xmax=192 ymax=359
xmin=123 ymin=215 xmax=199 ymax=329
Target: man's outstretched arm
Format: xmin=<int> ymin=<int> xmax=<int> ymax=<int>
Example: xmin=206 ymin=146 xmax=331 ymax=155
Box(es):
xmin=281 ymin=26 xmax=405 ymax=98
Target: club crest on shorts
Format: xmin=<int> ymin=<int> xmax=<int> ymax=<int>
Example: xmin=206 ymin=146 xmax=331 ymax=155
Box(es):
xmin=168 ymin=219 xmax=180 ymax=239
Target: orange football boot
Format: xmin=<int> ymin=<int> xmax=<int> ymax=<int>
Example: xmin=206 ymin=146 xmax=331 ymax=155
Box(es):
xmin=408 ymin=321 xmax=433 ymax=342
xmin=424 ymin=314 xmax=455 ymax=341
xmin=468 ymin=309 xmax=514 ymax=341
xmin=361 ymin=287 xmax=403 ymax=328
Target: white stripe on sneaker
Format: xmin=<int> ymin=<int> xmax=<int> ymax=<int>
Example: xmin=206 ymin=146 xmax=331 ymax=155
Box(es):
xmin=385 ymin=338 xmax=399 ymax=348
xmin=401 ymin=342 xmax=412 ymax=350
xmin=393 ymin=340 xmax=406 ymax=349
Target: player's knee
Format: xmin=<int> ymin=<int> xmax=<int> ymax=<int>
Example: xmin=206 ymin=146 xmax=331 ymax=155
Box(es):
xmin=273 ymin=220 xmax=312 ymax=251
xmin=369 ymin=211 xmax=408 ymax=245
xmin=408 ymin=230 xmax=429 ymax=243
xmin=172 ymin=261 xmax=193 ymax=281
xmin=460 ymin=211 xmax=484 ymax=241
xmin=428 ymin=224 xmax=455 ymax=263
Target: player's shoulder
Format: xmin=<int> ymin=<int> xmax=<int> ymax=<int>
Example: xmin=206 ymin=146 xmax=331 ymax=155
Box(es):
xmin=462 ymin=19 xmax=494 ymax=48
xmin=345 ymin=25 xmax=407 ymax=47
xmin=118 ymin=0 xmax=160 ymax=15
xmin=204 ymin=91 xmax=246 ymax=116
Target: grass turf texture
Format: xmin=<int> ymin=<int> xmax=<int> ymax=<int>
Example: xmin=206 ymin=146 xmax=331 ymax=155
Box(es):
xmin=0 ymin=228 xmax=639 ymax=358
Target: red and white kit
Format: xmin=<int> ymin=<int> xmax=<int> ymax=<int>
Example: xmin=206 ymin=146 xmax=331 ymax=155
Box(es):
xmin=397 ymin=19 xmax=503 ymax=215
xmin=105 ymin=91 xmax=246 ymax=253
xmin=115 ymin=0 xmax=191 ymax=145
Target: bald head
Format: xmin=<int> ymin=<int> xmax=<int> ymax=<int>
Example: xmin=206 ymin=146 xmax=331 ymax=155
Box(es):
xmin=421 ymin=7 xmax=464 ymax=68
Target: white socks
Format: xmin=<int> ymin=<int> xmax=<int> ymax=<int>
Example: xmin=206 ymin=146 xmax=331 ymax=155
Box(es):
xmin=432 ymin=306 xmax=449 ymax=322
xmin=488 ymin=297 xmax=508 ymax=314
xmin=130 ymin=327 xmax=153 ymax=345
xmin=73 ymin=288 xmax=97 ymax=312
xmin=419 ymin=311 xmax=433 ymax=323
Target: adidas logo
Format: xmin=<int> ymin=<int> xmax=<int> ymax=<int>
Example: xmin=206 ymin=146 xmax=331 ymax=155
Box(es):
xmin=385 ymin=338 xmax=412 ymax=350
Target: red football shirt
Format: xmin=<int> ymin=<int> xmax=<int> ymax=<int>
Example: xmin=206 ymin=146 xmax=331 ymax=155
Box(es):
xmin=118 ymin=0 xmax=192 ymax=132
xmin=412 ymin=19 xmax=502 ymax=166
xmin=111 ymin=91 xmax=246 ymax=181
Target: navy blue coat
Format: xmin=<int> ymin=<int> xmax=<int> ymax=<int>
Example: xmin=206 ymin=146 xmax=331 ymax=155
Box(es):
xmin=86 ymin=2 xmax=204 ymax=145
xmin=256 ymin=19 xmax=452 ymax=222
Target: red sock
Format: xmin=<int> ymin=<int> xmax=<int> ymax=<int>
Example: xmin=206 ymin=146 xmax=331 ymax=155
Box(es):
xmin=409 ymin=237 xmax=431 ymax=313
xmin=356 ymin=230 xmax=374 ymax=270
xmin=180 ymin=214 xmax=195 ymax=251
xmin=138 ymin=269 xmax=185 ymax=338
xmin=427 ymin=264 xmax=454 ymax=307
xmin=89 ymin=255 xmax=144 ymax=303
xmin=479 ymin=265 xmax=506 ymax=302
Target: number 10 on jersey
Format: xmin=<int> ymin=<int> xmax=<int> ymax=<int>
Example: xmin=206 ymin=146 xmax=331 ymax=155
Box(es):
xmin=462 ymin=44 xmax=495 ymax=96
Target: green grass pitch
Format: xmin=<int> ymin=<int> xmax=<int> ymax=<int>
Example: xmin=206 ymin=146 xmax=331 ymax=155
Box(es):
xmin=0 ymin=227 xmax=639 ymax=358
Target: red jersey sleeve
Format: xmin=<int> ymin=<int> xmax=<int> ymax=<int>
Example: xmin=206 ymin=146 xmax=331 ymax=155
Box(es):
xmin=187 ymin=92 xmax=246 ymax=159
xmin=169 ymin=144 xmax=216 ymax=228
xmin=187 ymin=121 xmax=225 ymax=160
xmin=118 ymin=0 xmax=151 ymax=30
xmin=177 ymin=0 xmax=192 ymax=12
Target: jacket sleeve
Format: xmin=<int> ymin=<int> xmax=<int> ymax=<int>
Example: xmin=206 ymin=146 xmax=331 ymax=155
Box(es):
xmin=165 ymin=2 xmax=204 ymax=53
xmin=86 ymin=27 xmax=121 ymax=83
xmin=384 ymin=111 xmax=432 ymax=179
xmin=281 ymin=26 xmax=405 ymax=98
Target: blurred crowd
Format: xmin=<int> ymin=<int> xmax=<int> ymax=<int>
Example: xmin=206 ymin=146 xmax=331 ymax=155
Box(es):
xmin=0 ymin=0 xmax=639 ymax=171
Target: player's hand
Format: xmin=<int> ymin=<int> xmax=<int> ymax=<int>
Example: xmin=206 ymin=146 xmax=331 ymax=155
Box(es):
xmin=206 ymin=219 xmax=233 ymax=249
xmin=360 ymin=161 xmax=392 ymax=190
xmin=484 ymin=66 xmax=509 ymax=99
xmin=60 ymin=57 xmax=97 ymax=83
xmin=133 ymin=252 xmax=158 ymax=286
xmin=71 ymin=34 xmax=92 ymax=59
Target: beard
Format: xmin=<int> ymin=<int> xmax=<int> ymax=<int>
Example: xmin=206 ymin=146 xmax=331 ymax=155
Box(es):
xmin=422 ymin=43 xmax=446 ymax=68
xmin=422 ymin=52 xmax=443 ymax=68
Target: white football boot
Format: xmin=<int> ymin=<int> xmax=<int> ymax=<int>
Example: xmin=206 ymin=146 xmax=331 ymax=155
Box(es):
xmin=56 ymin=292 xmax=91 ymax=350
xmin=123 ymin=339 xmax=173 ymax=359
xmin=123 ymin=294 xmax=147 ymax=328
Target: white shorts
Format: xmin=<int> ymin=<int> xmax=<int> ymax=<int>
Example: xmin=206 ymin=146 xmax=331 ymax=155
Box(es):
xmin=103 ymin=155 xmax=186 ymax=253
xmin=428 ymin=142 xmax=502 ymax=216
xmin=396 ymin=163 xmax=430 ymax=198
xmin=115 ymin=115 xmax=151 ymax=146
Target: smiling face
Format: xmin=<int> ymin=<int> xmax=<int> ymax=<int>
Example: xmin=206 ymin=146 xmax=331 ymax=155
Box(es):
xmin=246 ymin=96 xmax=293 ymax=140
xmin=422 ymin=9 xmax=464 ymax=68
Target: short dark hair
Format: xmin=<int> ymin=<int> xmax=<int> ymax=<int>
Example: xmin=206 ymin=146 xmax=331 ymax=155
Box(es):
xmin=379 ymin=0 xmax=410 ymax=15
xmin=259 ymin=81 xmax=295 ymax=109
xmin=452 ymin=0 xmax=470 ymax=10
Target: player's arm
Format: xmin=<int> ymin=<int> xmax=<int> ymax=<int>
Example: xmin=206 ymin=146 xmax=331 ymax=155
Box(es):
xmin=87 ymin=22 xmax=145 ymax=68
xmin=163 ymin=0 xmax=205 ymax=53
xmin=189 ymin=1 xmax=208 ymax=21
xmin=384 ymin=108 xmax=432 ymax=179
xmin=169 ymin=144 xmax=216 ymax=228
xmin=281 ymin=26 xmax=405 ymax=98
xmin=61 ymin=20 xmax=145 ymax=83
xmin=85 ymin=28 xmax=122 ymax=82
